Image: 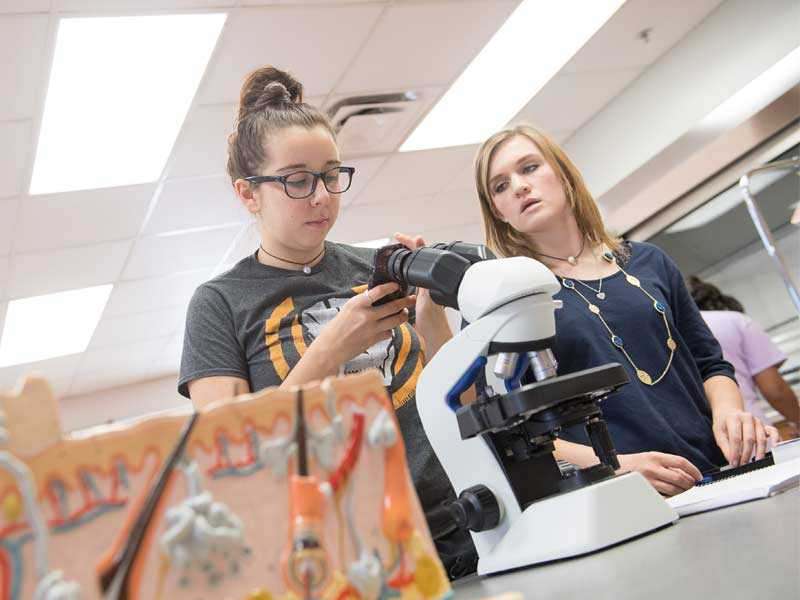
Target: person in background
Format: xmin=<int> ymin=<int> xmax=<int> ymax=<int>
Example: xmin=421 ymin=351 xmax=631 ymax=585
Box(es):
xmin=472 ymin=124 xmax=779 ymax=496
xmin=689 ymin=276 xmax=799 ymax=437
xmin=178 ymin=66 xmax=476 ymax=578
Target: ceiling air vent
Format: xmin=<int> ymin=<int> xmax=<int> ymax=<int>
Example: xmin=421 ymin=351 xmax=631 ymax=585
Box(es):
xmin=326 ymin=91 xmax=418 ymax=156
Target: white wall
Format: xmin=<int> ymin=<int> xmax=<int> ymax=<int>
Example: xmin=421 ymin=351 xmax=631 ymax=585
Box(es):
xmin=566 ymin=0 xmax=800 ymax=209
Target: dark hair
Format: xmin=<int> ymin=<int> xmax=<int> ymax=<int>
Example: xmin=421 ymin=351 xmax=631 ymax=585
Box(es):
xmin=688 ymin=276 xmax=745 ymax=312
xmin=226 ymin=66 xmax=336 ymax=183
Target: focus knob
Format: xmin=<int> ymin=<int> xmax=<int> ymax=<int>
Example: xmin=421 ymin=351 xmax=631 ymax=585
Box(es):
xmin=448 ymin=485 xmax=501 ymax=532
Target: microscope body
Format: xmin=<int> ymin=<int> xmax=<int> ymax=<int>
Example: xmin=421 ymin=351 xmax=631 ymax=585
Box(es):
xmin=417 ymin=258 xmax=556 ymax=555
xmin=401 ymin=248 xmax=678 ymax=574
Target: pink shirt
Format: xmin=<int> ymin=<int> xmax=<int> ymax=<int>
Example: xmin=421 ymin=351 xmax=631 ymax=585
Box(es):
xmin=701 ymin=310 xmax=787 ymax=421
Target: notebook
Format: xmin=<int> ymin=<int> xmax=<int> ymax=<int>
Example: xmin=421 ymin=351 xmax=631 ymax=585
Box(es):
xmin=667 ymin=456 xmax=800 ymax=516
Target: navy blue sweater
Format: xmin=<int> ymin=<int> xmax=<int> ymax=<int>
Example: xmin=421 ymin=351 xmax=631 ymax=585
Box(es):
xmin=549 ymin=242 xmax=733 ymax=472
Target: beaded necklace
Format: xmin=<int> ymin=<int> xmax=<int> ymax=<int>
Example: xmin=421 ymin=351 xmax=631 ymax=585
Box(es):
xmin=559 ymin=250 xmax=677 ymax=386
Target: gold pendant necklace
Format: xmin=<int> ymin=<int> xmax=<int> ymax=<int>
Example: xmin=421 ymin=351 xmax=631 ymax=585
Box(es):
xmin=560 ymin=250 xmax=677 ymax=386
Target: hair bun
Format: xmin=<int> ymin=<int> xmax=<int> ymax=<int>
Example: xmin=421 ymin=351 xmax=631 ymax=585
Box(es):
xmin=238 ymin=66 xmax=304 ymax=119
xmin=256 ymin=82 xmax=293 ymax=110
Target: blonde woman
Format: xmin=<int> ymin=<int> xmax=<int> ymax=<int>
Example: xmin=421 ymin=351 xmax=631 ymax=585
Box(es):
xmin=473 ymin=124 xmax=778 ymax=496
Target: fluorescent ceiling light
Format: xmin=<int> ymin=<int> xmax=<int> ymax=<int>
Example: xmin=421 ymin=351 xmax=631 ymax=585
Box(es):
xmin=400 ymin=0 xmax=625 ymax=152
xmin=353 ymin=237 xmax=391 ymax=248
xmin=666 ymin=45 xmax=800 ymax=235
xmin=0 ymin=284 xmax=113 ymax=367
xmin=698 ymin=45 xmax=800 ymax=135
xmin=30 ymin=13 xmax=227 ymax=195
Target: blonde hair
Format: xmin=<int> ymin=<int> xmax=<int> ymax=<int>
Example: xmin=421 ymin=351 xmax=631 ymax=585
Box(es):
xmin=474 ymin=124 xmax=621 ymax=259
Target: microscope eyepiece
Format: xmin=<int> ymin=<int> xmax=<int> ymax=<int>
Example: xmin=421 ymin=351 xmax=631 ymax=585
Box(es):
xmin=368 ymin=241 xmax=495 ymax=309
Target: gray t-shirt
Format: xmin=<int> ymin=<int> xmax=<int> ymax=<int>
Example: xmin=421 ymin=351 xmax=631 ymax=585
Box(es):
xmin=178 ymin=240 xmax=453 ymax=518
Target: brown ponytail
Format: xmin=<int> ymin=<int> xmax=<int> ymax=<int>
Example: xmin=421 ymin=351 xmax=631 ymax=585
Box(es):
xmin=226 ymin=66 xmax=336 ymax=184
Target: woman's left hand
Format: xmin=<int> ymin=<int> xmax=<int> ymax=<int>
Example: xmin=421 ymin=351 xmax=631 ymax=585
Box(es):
xmin=712 ymin=408 xmax=780 ymax=467
xmin=394 ymin=232 xmax=453 ymax=360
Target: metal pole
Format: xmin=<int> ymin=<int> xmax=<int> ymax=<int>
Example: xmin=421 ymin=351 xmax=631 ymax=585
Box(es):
xmin=738 ymin=156 xmax=800 ymax=315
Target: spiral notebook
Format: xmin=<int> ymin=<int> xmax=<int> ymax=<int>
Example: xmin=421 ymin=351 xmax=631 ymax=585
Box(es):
xmin=667 ymin=456 xmax=800 ymax=516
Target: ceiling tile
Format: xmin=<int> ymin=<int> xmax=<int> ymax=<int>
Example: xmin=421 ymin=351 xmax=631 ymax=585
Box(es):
xmin=145 ymin=175 xmax=247 ymax=235
xmin=198 ymin=4 xmax=383 ymax=104
xmin=327 ymin=204 xmax=395 ymax=245
xmin=514 ymin=68 xmax=642 ymax=134
xmin=53 ymin=0 xmax=235 ymax=10
xmin=562 ymin=0 xmax=724 ymax=74
xmin=425 ymin=189 xmax=484 ymax=233
xmin=0 ymin=354 xmax=81 ymax=400
xmin=0 ymin=14 xmax=49 ymax=120
xmin=122 ymin=225 xmax=241 ymax=280
xmin=418 ymin=221 xmax=485 ymax=246
xmin=0 ymin=261 xmax=7 ymax=300
xmin=0 ymin=1 xmax=50 ymax=13
xmin=217 ymin=222 xmax=258 ymax=270
xmin=336 ymin=0 xmax=519 ymax=93
xmin=88 ymin=306 xmax=186 ymax=349
xmin=241 ymin=0 xmax=380 ymax=5
xmin=0 ymin=120 xmax=32 ymax=199
xmin=16 ymin=184 xmax=154 ymax=253
xmin=9 ymin=240 xmax=132 ymax=299
xmin=443 ymin=166 xmax=476 ymax=195
xmin=327 ymin=87 xmax=444 ymax=157
xmin=67 ymin=364 xmax=162 ymax=398
xmin=330 ymin=188 xmax=481 ymax=244
xmin=339 ymin=155 xmax=387 ymax=208
xmin=103 ymin=268 xmax=210 ymax=318
xmin=150 ymin=332 xmax=183 ymax=375
xmin=167 ymin=103 xmax=236 ymax=179
xmin=79 ymin=336 xmax=170 ymax=375
xmin=0 ymin=198 xmax=17 ymax=256
xmin=352 ymin=144 xmax=478 ymax=206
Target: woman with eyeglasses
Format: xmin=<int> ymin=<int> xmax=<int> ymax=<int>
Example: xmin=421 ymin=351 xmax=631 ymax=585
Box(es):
xmin=472 ymin=124 xmax=779 ymax=496
xmin=178 ymin=66 xmax=476 ymax=578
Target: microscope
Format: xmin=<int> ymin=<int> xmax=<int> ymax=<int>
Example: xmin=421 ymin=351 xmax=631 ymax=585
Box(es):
xmin=370 ymin=242 xmax=677 ymax=575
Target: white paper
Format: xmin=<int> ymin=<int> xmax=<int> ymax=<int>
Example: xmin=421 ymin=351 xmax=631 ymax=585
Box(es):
xmin=667 ymin=457 xmax=800 ymax=516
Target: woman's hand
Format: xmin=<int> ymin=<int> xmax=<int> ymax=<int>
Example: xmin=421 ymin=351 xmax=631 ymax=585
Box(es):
xmin=313 ymin=282 xmax=416 ymax=367
xmin=394 ymin=232 xmax=453 ymax=360
xmin=617 ymin=452 xmax=702 ymax=496
xmin=712 ymin=408 xmax=780 ymax=467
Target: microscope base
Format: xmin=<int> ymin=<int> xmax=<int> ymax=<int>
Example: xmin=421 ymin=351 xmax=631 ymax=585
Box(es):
xmin=477 ymin=471 xmax=678 ymax=575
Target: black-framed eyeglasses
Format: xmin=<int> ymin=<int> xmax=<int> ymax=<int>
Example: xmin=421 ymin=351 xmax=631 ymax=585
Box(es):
xmin=244 ymin=166 xmax=355 ymax=199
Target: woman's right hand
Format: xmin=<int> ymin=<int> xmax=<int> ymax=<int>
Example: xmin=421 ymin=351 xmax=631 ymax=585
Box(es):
xmin=617 ymin=452 xmax=703 ymax=496
xmin=314 ymin=282 xmax=416 ymax=366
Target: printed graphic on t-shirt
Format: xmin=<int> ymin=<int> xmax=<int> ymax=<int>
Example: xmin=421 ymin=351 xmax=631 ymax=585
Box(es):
xmin=263 ymin=285 xmax=422 ymax=409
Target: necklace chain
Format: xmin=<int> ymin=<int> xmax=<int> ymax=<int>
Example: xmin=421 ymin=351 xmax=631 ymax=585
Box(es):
xmin=560 ymin=250 xmax=677 ymax=386
xmin=259 ymin=244 xmax=324 ymax=275
xmin=572 ymin=277 xmax=605 ymax=300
